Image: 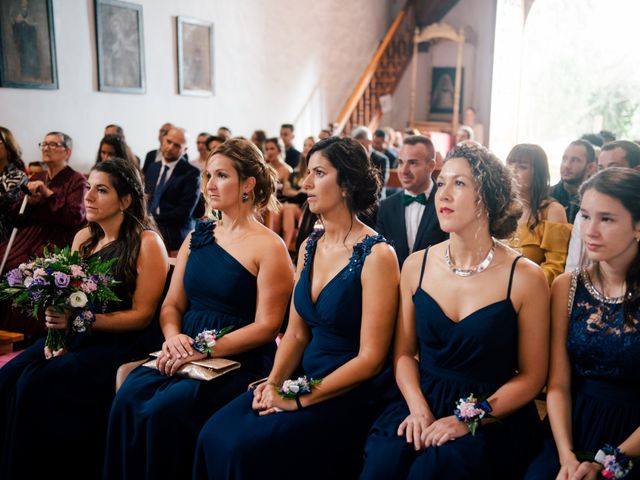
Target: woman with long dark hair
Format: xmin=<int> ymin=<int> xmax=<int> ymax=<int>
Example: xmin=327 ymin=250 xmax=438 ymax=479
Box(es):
xmin=94 ymin=134 xmax=138 ymax=168
xmin=104 ymin=139 xmax=294 ymax=479
xmin=193 ymin=137 xmax=400 ymax=479
xmin=507 ymin=144 xmax=571 ymax=285
xmin=525 ymin=168 xmax=640 ymax=480
xmin=0 ymin=126 xmax=27 ymax=243
xmin=0 ymin=157 xmax=169 ymax=479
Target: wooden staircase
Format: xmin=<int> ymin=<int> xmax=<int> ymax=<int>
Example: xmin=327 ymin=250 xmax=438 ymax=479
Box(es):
xmin=334 ymin=0 xmax=417 ymax=136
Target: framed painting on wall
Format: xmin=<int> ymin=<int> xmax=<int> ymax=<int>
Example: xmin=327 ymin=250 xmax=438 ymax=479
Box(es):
xmin=429 ymin=66 xmax=464 ymax=120
xmin=95 ymin=0 xmax=145 ymax=94
xmin=0 ymin=0 xmax=58 ymax=89
xmin=177 ymin=16 xmax=214 ymax=96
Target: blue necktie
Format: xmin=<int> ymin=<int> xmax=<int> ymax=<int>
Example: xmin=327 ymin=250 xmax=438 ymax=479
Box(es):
xmin=150 ymin=165 xmax=169 ymax=213
xmin=403 ymin=192 xmax=427 ymax=206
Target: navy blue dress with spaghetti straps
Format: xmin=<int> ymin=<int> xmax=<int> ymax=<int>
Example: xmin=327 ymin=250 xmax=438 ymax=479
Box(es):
xmin=361 ymin=249 xmax=541 ymax=479
xmin=192 ymin=230 xmax=391 ymax=480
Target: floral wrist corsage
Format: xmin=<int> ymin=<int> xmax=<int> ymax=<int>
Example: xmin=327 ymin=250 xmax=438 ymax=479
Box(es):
xmin=595 ymin=444 xmax=634 ymax=479
xmin=71 ymin=309 xmax=96 ymax=333
xmin=277 ymin=376 xmax=322 ymax=409
xmin=193 ymin=326 xmax=233 ymax=357
xmin=453 ymin=393 xmax=492 ymax=436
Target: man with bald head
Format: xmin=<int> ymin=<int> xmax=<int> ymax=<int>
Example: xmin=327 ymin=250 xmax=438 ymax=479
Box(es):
xmin=143 ymin=122 xmax=188 ymax=174
xmin=145 ymin=127 xmax=200 ymax=254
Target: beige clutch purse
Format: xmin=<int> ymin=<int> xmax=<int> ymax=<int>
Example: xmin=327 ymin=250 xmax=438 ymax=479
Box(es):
xmin=142 ymin=351 xmax=241 ymax=381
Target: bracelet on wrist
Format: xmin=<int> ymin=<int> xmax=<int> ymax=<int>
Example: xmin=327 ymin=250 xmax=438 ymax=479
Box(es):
xmin=192 ymin=326 xmax=233 ymax=356
xmin=453 ymin=393 xmax=492 ymax=436
xmin=595 ymin=444 xmax=634 ymax=479
xmin=277 ymin=376 xmax=322 ymax=399
xmin=71 ymin=309 xmax=96 ymax=333
xmin=295 ymin=395 xmax=304 ymax=410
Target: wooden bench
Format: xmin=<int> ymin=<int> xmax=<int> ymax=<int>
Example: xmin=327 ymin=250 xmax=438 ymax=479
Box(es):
xmin=0 ymin=330 xmax=24 ymax=354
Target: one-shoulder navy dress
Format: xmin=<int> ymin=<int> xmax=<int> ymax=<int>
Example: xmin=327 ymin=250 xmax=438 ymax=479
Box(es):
xmin=525 ymin=269 xmax=640 ymax=479
xmin=361 ymin=250 xmax=540 ymax=479
xmin=192 ymin=230 xmax=391 ymax=480
xmin=0 ymin=242 xmax=156 ymax=480
xmin=104 ymin=220 xmax=275 ymax=479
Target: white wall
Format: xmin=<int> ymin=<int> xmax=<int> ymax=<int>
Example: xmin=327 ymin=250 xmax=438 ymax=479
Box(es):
xmin=0 ymin=0 xmax=391 ymax=172
xmin=380 ymin=0 xmax=497 ymax=143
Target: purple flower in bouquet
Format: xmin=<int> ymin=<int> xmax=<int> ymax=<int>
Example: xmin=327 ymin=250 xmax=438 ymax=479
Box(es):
xmin=81 ymin=278 xmax=98 ymax=293
xmin=6 ymin=268 xmax=23 ymax=287
xmin=54 ymin=272 xmax=70 ymax=288
xmin=31 ymin=277 xmax=49 ymax=287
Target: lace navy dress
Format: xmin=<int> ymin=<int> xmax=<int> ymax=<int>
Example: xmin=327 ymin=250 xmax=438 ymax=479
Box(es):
xmin=0 ymin=242 xmax=154 ymax=480
xmin=525 ymin=269 xmax=640 ymax=480
xmin=361 ymin=250 xmax=541 ymax=480
xmin=104 ymin=220 xmax=274 ymax=480
xmin=193 ymin=230 xmax=391 ymax=480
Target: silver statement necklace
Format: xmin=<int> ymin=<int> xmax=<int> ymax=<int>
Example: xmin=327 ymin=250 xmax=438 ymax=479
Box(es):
xmin=445 ymin=240 xmax=496 ymax=277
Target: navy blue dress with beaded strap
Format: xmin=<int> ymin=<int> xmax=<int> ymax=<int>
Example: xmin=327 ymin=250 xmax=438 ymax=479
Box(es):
xmin=525 ymin=269 xmax=640 ymax=480
xmin=0 ymin=242 xmax=155 ymax=480
xmin=103 ymin=220 xmax=275 ymax=480
xmin=192 ymin=230 xmax=391 ymax=480
xmin=361 ymin=250 xmax=541 ymax=480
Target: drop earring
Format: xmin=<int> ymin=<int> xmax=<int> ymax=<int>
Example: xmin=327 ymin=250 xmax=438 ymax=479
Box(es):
xmin=242 ymin=192 xmax=249 ymax=203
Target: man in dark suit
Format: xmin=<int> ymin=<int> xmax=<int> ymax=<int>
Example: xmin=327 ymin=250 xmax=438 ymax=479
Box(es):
xmin=145 ymin=127 xmax=200 ymax=255
xmin=143 ymin=122 xmax=189 ymax=174
xmin=375 ymin=135 xmax=447 ymax=267
xmin=352 ymin=126 xmax=389 ymax=201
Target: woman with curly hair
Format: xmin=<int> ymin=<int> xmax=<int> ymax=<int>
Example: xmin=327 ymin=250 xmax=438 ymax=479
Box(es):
xmin=361 ymin=143 xmax=550 ymax=479
xmin=193 ymin=137 xmax=400 ymax=479
xmin=507 ymin=144 xmax=571 ymax=285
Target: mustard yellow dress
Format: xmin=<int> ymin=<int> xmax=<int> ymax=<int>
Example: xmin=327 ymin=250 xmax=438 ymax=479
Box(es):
xmin=509 ymin=208 xmax=572 ymax=286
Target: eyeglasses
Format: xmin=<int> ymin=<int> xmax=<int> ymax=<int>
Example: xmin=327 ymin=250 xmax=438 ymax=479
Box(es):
xmin=38 ymin=142 xmax=65 ymax=150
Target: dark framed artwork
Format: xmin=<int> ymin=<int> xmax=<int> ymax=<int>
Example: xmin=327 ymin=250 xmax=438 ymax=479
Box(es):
xmin=429 ymin=67 xmax=464 ymax=120
xmin=0 ymin=0 xmax=58 ymax=89
xmin=95 ymin=0 xmax=145 ymax=94
xmin=177 ymin=16 xmax=214 ymax=96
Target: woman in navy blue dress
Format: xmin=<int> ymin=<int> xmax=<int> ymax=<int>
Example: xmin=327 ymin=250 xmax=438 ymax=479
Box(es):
xmin=0 ymin=158 xmax=169 ymax=480
xmin=193 ymin=136 xmax=400 ymax=479
xmin=525 ymin=168 xmax=640 ymax=480
xmin=104 ymin=138 xmax=294 ymax=479
xmin=361 ymin=142 xmax=550 ymax=479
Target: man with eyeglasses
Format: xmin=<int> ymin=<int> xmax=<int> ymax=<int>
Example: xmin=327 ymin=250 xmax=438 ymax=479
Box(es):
xmin=0 ymin=131 xmax=86 ymax=337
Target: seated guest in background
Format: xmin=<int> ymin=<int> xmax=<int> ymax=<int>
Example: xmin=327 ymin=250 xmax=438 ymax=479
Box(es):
xmin=0 ymin=126 xmax=27 ymax=243
xmin=525 ymin=168 xmax=640 ymax=480
xmin=580 ymin=132 xmax=604 ymax=148
xmin=281 ymin=123 xmax=301 ymax=169
xmin=599 ymin=129 xmax=616 ymax=144
xmin=95 ymin=134 xmax=139 ymax=169
xmin=27 ymin=161 xmax=47 ymax=176
xmin=318 ymin=128 xmax=332 ymax=140
xmin=143 ymin=122 xmax=183 ymax=174
xmin=103 ymin=124 xmax=140 ymax=167
xmin=455 ymin=125 xmax=474 ymax=144
xmin=251 ymin=129 xmax=267 ymax=153
xmin=0 ymin=131 xmax=86 ymax=336
xmin=205 ymin=135 xmax=225 ymax=154
xmin=463 ymin=107 xmax=485 ymax=145
xmin=105 ymin=138 xmax=293 ymax=479
xmin=550 ymin=139 xmax=596 ymax=224
xmin=507 ymin=144 xmax=571 ymax=285
xmin=565 ymin=140 xmax=640 ymax=272
xmin=375 ymin=135 xmax=447 ymax=267
xmin=373 ymin=128 xmax=397 ymax=168
xmin=145 ymin=127 xmax=200 ymax=256
xmin=193 ymin=136 xmax=400 ymax=480
xmin=281 ymin=136 xmax=314 ymax=252
xmin=353 ymin=125 xmax=389 ymax=201
xmin=361 ymin=142 xmax=549 ymax=479
xmin=190 ymin=132 xmax=212 ymax=171
xmin=217 ymin=126 xmax=232 ymax=140
xmin=264 ymin=137 xmax=292 ymax=235
xmin=0 ymin=158 xmax=169 ymax=479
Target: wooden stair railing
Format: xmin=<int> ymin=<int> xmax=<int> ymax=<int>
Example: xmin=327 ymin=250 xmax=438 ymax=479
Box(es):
xmin=334 ymin=0 xmax=416 ymax=136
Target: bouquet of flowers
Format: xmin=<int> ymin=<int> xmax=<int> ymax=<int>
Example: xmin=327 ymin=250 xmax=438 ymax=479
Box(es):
xmin=454 ymin=393 xmax=493 ymax=436
xmin=277 ymin=376 xmax=322 ymax=399
xmin=0 ymin=246 xmax=120 ymax=354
